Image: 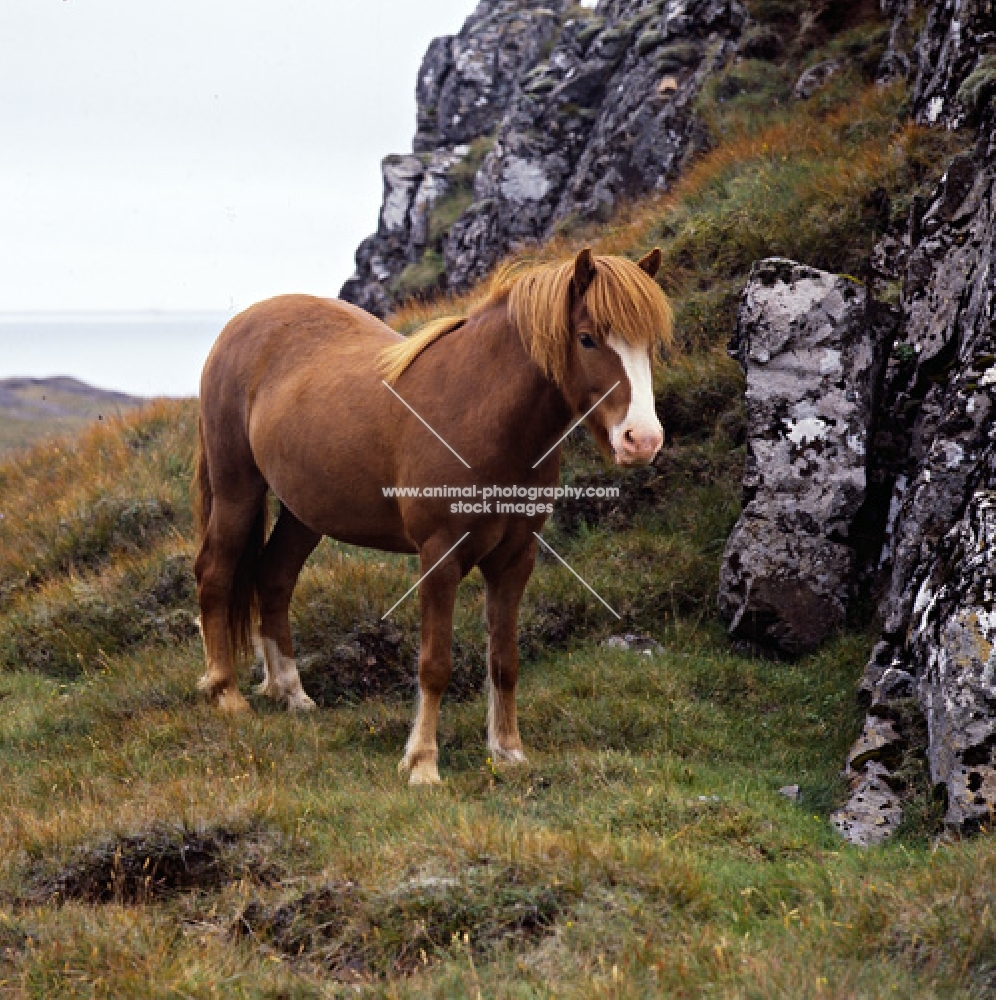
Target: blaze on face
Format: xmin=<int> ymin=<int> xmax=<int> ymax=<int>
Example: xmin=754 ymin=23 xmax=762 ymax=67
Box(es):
xmin=563 ymin=248 xmax=665 ymax=466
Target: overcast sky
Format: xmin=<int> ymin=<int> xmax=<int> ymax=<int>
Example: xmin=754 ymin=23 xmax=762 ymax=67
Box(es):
xmin=0 ymin=0 xmax=476 ymax=313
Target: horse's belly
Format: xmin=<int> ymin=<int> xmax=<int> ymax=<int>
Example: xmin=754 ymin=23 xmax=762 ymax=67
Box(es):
xmin=249 ymin=399 xmax=416 ymax=552
xmin=257 ymin=455 xmax=416 ymax=552
xmin=281 ymin=481 xmax=417 ymax=554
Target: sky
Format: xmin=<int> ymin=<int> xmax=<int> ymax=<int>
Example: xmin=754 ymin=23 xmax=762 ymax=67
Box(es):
xmin=0 ymin=0 xmax=476 ymax=315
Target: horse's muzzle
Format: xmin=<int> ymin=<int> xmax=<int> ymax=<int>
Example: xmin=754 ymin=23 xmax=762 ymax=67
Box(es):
xmin=612 ymin=425 xmax=664 ymax=466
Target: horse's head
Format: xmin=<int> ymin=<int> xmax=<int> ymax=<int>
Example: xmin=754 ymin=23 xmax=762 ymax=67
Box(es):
xmin=561 ymin=248 xmax=667 ymax=467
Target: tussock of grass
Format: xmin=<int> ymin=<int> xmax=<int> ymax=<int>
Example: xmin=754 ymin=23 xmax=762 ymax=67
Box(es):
xmin=235 ymin=864 xmax=569 ymax=978
xmin=391 ymin=250 xmax=446 ymax=302
xmin=0 ymin=547 xmax=198 ymax=678
xmin=0 ymin=400 xmax=196 ymax=608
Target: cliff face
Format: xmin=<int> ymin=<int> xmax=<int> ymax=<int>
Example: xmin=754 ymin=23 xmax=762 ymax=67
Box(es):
xmin=839 ymin=49 xmax=996 ymax=838
xmin=717 ymin=0 xmax=996 ymax=840
xmin=340 ymin=0 xmax=746 ymax=315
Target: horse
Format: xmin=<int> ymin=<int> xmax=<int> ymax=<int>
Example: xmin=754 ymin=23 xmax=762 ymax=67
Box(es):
xmin=193 ymin=247 xmax=673 ymax=784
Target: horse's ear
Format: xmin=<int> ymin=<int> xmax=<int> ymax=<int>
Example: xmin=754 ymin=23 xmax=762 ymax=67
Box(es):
xmin=572 ymin=247 xmax=596 ymax=299
xmin=638 ymin=247 xmax=662 ymax=278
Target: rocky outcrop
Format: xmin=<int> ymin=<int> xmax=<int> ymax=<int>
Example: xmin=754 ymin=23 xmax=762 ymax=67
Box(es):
xmin=718 ymin=260 xmax=886 ymax=655
xmin=341 ymin=1 xmax=566 ymax=315
xmin=908 ymin=492 xmax=996 ymax=830
xmin=837 ymin=0 xmax=996 ymax=835
xmin=721 ymin=0 xmax=996 ymax=837
xmin=341 ymin=0 xmax=746 ymax=315
xmin=908 ymin=0 xmax=996 ymax=127
xmin=835 ymin=112 xmax=996 ymax=839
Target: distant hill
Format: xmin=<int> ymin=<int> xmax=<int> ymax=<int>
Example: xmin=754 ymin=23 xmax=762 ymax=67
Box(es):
xmin=0 ymin=377 xmax=144 ymax=456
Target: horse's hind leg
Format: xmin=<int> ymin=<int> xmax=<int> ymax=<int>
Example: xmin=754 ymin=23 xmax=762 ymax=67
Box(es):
xmin=195 ymin=489 xmax=267 ymax=713
xmin=480 ymin=536 xmax=536 ymax=765
xmin=255 ymin=505 xmax=321 ymax=711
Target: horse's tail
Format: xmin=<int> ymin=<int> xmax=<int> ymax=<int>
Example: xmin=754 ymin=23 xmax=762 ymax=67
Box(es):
xmin=192 ymin=416 xmax=265 ymax=664
xmin=228 ymin=499 xmax=266 ymax=665
xmin=192 ymin=416 xmax=212 ymax=540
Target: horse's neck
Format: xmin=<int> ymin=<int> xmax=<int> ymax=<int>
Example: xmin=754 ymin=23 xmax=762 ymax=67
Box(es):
xmin=448 ymin=304 xmax=572 ymax=475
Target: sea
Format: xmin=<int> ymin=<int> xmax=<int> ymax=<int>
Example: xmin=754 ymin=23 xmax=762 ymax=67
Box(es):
xmin=0 ymin=312 xmax=236 ymax=398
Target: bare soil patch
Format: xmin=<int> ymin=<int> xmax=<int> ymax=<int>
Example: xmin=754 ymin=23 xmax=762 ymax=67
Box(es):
xmin=24 ymin=824 xmax=285 ymax=905
xmin=234 ymin=865 xmax=571 ymax=979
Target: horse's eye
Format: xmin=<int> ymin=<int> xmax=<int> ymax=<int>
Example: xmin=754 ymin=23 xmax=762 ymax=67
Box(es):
xmin=579 ymin=333 xmax=597 ymax=350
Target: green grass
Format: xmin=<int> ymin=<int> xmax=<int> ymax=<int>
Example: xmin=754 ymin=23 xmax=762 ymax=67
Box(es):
xmin=391 ymin=250 xmax=446 ymax=301
xmin=0 ymin=397 xmax=991 ymax=998
xmin=2 ymin=601 xmax=996 ymax=997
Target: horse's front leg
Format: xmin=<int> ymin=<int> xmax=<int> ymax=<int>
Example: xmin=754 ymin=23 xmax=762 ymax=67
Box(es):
xmin=481 ymin=536 xmax=537 ymax=765
xmin=399 ymin=537 xmax=464 ymax=786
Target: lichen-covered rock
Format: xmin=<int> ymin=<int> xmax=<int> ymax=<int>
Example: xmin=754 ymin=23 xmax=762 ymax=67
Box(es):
xmin=718 ymin=259 xmax=880 ymax=655
xmin=339 ymin=146 xmax=471 ymax=312
xmin=341 ymin=0 xmax=746 ymax=313
xmin=874 ymin=150 xmax=996 ymax=643
xmin=831 ymin=761 xmax=904 ymax=846
xmin=877 ymin=0 xmax=996 ymax=124
xmin=413 ymin=4 xmax=564 ymax=154
xmin=875 ymin=0 xmax=915 ymax=85
xmin=908 ymin=0 xmax=996 ymax=126
xmin=793 ymin=58 xmax=841 ymax=99
xmin=834 ymin=110 xmax=996 ymax=839
xmin=909 ymin=492 xmax=996 ymax=830
xmin=340 ymin=1 xmax=566 ymax=315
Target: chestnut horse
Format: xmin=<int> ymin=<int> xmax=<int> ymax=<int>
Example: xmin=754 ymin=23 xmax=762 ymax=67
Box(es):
xmin=193 ymin=248 xmax=673 ymax=784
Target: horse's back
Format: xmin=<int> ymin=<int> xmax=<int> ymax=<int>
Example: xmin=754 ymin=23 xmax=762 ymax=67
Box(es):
xmin=203 ymin=294 xmax=398 ymax=395
xmin=201 ymin=294 xmax=398 ymax=437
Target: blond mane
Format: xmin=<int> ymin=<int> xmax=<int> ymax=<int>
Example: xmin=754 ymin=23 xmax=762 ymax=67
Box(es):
xmin=378 ymin=252 xmax=674 ymax=385
xmin=378 ymin=316 xmax=466 ymax=384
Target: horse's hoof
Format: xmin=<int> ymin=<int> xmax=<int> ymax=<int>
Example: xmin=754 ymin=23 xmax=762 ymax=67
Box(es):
xmin=490 ymin=745 xmax=529 ymax=766
xmin=216 ymin=687 xmax=251 ymax=714
xmin=286 ymin=691 xmax=317 ymax=713
xmin=408 ymin=761 xmax=442 ymax=786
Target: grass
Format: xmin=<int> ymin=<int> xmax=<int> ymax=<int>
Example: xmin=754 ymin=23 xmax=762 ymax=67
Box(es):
xmin=391 ymin=251 xmax=446 ymax=302
xmin=0 ymin=400 xmax=195 ymax=609
xmin=0 ymin=395 xmax=990 ymax=998
xmin=2 ymin=553 xmax=995 ymax=996
xmin=0 ymin=5 xmax=990 ymax=994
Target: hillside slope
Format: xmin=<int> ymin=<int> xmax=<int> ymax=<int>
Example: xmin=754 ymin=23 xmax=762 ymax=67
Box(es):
xmin=0 ymin=377 xmax=144 ymax=456
xmin=2 ymin=392 xmax=995 ymax=998
xmin=352 ymin=0 xmax=996 ymax=841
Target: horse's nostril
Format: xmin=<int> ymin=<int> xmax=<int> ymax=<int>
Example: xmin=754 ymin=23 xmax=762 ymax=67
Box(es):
xmin=617 ymin=426 xmax=663 ymax=457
